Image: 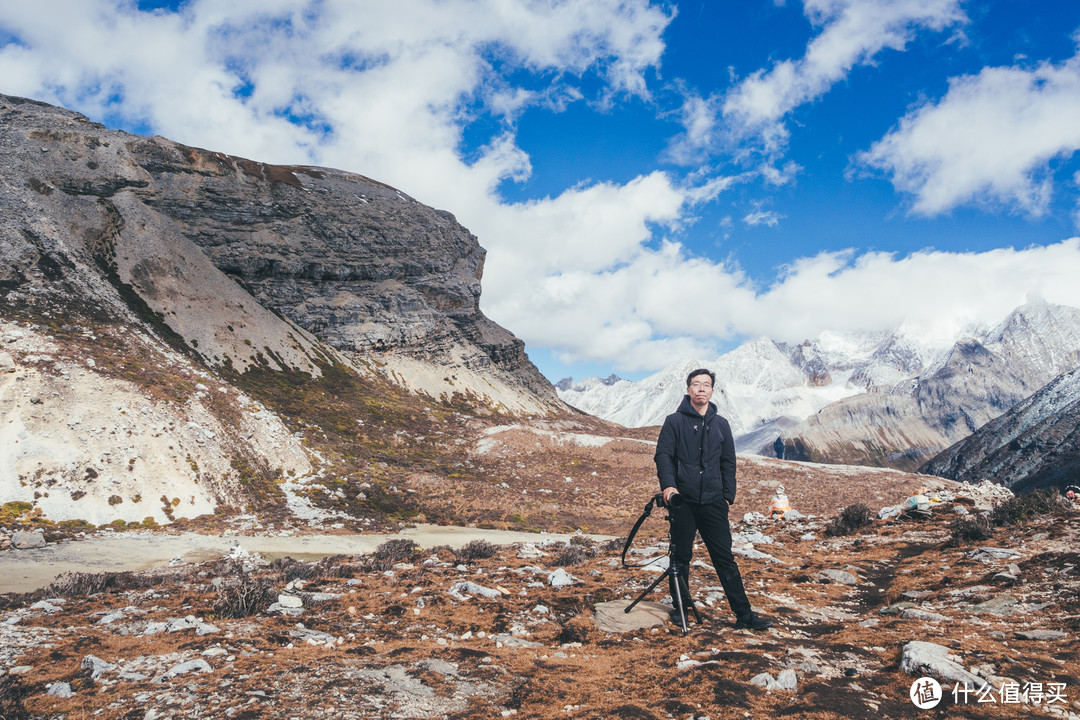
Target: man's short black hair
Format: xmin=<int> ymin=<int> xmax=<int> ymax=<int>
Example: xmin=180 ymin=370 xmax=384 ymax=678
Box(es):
xmin=686 ymin=368 xmax=716 ymax=387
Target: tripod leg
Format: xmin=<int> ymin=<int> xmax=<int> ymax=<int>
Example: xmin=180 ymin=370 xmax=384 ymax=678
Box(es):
xmin=671 ymin=569 xmax=690 ymax=634
xmin=676 ymin=574 xmax=702 ymax=624
xmin=624 ymin=569 xmax=669 ymax=613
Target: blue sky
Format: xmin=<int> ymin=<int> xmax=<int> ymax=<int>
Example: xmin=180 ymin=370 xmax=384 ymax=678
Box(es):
xmin=5 ymin=1 xmax=1080 ymax=382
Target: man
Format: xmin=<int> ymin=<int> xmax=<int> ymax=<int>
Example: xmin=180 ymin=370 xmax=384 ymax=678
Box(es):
xmin=654 ymin=368 xmax=772 ymax=631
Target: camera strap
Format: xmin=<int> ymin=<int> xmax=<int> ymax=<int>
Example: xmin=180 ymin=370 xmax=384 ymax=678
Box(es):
xmin=620 ymin=496 xmax=658 ymax=568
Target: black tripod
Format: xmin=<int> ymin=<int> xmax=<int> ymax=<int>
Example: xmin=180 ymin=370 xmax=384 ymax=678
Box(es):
xmin=621 ymin=493 xmax=702 ymax=635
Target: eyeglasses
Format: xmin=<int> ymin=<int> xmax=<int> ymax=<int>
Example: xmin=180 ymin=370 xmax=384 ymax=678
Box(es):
xmin=689 ymin=382 xmax=713 ymax=389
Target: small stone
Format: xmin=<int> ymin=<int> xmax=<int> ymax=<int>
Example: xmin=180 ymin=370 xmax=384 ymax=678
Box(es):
xmin=1014 ymin=630 xmax=1068 ymax=641
xmin=46 ymin=682 xmax=74 ymax=698
xmin=277 ymin=593 xmax=304 ymax=608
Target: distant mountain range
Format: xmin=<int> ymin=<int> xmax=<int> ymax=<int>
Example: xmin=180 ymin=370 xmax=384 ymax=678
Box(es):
xmin=557 ymin=298 xmax=1080 ymax=476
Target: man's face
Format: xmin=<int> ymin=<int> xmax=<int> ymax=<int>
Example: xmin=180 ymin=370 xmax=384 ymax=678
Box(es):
xmin=687 ymin=375 xmax=713 ymax=406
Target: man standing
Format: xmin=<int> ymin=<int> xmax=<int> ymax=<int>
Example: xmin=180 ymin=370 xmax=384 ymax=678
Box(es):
xmin=654 ymin=368 xmax=772 ymax=631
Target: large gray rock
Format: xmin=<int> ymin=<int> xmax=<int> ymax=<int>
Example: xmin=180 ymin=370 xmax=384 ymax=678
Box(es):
xmin=593 ymin=600 xmax=670 ymax=633
xmin=899 ymin=641 xmax=986 ymax=690
xmin=0 ymin=351 xmax=15 ymax=372
xmin=11 ymin=531 xmax=45 ymax=549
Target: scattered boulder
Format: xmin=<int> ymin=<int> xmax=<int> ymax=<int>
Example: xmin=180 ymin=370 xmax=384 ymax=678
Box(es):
xmin=516 ymin=543 xmax=545 ymax=559
xmin=1014 ymin=629 xmax=1068 ymax=641
xmin=750 ymin=669 xmax=797 ymax=692
xmin=899 ymin=641 xmax=986 ymax=690
xmin=0 ymin=351 xmax=15 ymax=372
xmin=153 ymin=659 xmax=212 ymax=683
xmin=11 ymin=531 xmax=46 ymax=549
xmin=593 ymin=600 xmax=669 ymax=633
xmin=813 ymin=569 xmax=858 ymax=585
xmin=46 ymin=682 xmax=74 ymax=698
xmin=81 ymin=655 xmax=116 ymax=680
xmin=448 ymin=581 xmax=502 ymax=600
xmin=547 ymin=568 xmax=577 ymax=587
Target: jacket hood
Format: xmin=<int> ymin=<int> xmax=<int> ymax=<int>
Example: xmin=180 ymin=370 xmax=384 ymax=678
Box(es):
xmin=677 ymin=394 xmax=716 ymax=421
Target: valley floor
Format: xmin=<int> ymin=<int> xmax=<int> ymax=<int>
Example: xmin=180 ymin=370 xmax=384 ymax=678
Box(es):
xmin=2 ymin=487 xmax=1078 ymax=720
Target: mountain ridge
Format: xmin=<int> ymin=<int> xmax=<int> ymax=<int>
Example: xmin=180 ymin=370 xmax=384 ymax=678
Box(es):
xmin=557 ymin=299 xmax=1080 ymax=478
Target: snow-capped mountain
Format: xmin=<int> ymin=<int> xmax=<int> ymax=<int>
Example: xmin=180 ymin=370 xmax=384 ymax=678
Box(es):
xmin=780 ymin=299 xmax=1080 ymax=470
xmin=557 ymin=332 xmax=890 ymax=440
xmin=557 ymin=300 xmax=1080 ymax=469
xmin=921 ymin=364 xmax=1080 ymax=493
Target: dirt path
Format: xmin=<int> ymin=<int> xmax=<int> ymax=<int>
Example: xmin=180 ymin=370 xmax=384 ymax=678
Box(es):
xmin=0 ymin=525 xmax=607 ymax=594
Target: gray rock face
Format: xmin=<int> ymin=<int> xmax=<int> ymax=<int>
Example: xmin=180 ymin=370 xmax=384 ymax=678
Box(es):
xmin=921 ymin=366 xmax=1080 ymax=493
xmin=0 ymin=92 xmax=557 ymax=406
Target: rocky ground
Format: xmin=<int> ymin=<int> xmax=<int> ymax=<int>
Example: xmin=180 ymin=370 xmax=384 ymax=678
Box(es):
xmin=2 ymin=477 xmax=1078 ymax=720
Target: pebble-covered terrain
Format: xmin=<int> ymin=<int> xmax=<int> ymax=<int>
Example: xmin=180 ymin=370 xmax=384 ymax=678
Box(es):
xmin=2 ymin=479 xmax=1078 ymax=720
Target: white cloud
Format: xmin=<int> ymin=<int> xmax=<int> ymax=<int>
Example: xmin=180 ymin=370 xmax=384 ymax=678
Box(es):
xmin=724 ymin=0 xmax=965 ymax=136
xmin=5 ymin=1 xmax=1080 ymax=377
xmin=667 ymin=0 xmax=966 ymax=160
xmin=858 ymin=51 xmax=1080 ymax=216
xmin=743 ymin=209 xmax=783 ymax=227
xmin=739 ymin=239 xmax=1080 ymax=343
xmin=484 ymin=237 xmax=1080 ymax=371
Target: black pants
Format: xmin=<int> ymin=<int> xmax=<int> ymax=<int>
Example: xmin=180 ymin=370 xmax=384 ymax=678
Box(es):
xmin=669 ymin=499 xmax=752 ymax=618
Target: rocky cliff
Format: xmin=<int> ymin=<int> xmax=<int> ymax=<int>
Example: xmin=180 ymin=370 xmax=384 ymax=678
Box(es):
xmin=0 ymin=93 xmax=556 ymax=407
xmin=0 ymin=93 xmax=562 ymax=527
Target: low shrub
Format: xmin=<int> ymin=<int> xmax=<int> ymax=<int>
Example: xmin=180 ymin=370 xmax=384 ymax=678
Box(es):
xmin=0 ymin=672 xmax=30 ymax=720
xmin=44 ymin=571 xmax=158 ymax=598
xmin=552 ymin=543 xmax=596 ymax=566
xmin=825 ymin=503 xmax=873 ymax=536
xmin=212 ymin=576 xmax=274 ymax=618
xmin=456 ymin=539 xmax=498 ymax=563
xmin=991 ymin=488 xmax=1065 ymax=526
xmin=369 ymin=539 xmax=420 ymax=571
xmin=949 ymin=514 xmax=994 ymax=544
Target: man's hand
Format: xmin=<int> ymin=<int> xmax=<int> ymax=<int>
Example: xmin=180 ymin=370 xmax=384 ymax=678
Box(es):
xmin=663 ymin=487 xmax=680 ymax=505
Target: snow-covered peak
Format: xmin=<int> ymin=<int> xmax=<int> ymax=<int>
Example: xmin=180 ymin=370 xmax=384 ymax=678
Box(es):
xmin=554 ymin=300 xmax=1080 ymax=451
xmin=981 ymin=299 xmax=1080 ymax=385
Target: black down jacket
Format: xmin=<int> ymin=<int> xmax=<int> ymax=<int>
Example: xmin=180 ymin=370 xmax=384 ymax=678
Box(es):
xmin=654 ymin=395 xmax=737 ymax=505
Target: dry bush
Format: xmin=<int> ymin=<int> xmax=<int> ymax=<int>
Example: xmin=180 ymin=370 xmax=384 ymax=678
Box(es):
xmin=551 ymin=543 xmax=595 ymax=566
xmin=212 ymin=575 xmax=274 ymax=618
xmin=455 ymin=539 xmax=498 ymax=563
xmin=44 ymin=571 xmax=159 ymax=598
xmin=825 ymin=503 xmax=873 ymax=536
xmin=369 ymin=539 xmax=420 ymax=571
xmin=991 ymin=488 xmax=1066 ymax=526
xmin=268 ymin=556 xmax=328 ymax=584
xmin=0 ymin=673 xmax=31 ymax=720
xmin=949 ymin=514 xmax=995 ymax=544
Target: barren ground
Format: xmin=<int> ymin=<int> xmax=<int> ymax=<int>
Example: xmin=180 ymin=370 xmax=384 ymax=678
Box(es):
xmin=2 ymin=444 xmax=1078 ymax=720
